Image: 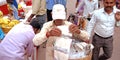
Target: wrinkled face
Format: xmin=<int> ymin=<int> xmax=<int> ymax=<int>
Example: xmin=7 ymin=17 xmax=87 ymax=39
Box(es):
xmin=103 ymin=0 xmax=115 ymax=11
xmin=116 ymin=0 xmax=120 ymax=9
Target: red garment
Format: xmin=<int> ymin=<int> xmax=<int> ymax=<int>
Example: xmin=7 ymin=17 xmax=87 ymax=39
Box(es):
xmin=25 ymin=0 xmax=32 ymax=6
xmin=0 ymin=4 xmax=9 ymax=15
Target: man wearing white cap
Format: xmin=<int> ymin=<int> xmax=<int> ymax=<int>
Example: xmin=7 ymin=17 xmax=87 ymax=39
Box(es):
xmin=33 ymin=4 xmax=89 ymax=60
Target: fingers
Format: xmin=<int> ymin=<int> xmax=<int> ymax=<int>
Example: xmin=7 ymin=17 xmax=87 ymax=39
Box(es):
xmin=84 ymin=40 xmax=90 ymax=44
xmin=69 ymin=24 xmax=80 ymax=34
xmin=49 ymin=28 xmax=62 ymax=37
xmin=115 ymin=12 xmax=120 ymax=21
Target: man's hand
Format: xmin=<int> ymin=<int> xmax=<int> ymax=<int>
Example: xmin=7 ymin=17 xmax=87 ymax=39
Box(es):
xmin=26 ymin=17 xmax=32 ymax=22
xmin=84 ymin=40 xmax=90 ymax=44
xmin=115 ymin=11 xmax=120 ymax=21
xmin=69 ymin=24 xmax=80 ymax=34
xmin=26 ymin=14 xmax=35 ymax=22
xmin=46 ymin=27 xmax=62 ymax=38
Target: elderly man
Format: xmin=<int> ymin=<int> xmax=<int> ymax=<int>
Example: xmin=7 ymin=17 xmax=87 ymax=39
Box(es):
xmin=33 ymin=4 xmax=89 ymax=60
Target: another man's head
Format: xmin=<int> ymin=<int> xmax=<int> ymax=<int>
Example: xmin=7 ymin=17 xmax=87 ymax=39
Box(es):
xmin=103 ymin=0 xmax=116 ymax=13
xmin=116 ymin=0 xmax=120 ymax=9
xmin=52 ymin=4 xmax=66 ymax=26
xmin=30 ymin=18 xmax=41 ymax=34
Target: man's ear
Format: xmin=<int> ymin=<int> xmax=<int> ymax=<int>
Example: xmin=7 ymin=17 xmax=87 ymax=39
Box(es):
xmin=33 ymin=28 xmax=40 ymax=34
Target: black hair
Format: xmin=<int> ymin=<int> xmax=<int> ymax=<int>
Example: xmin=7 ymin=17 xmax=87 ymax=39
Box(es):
xmin=30 ymin=18 xmax=42 ymax=29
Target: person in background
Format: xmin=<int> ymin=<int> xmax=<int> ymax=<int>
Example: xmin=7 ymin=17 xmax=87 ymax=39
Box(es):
xmin=27 ymin=0 xmax=46 ymax=28
xmin=0 ymin=18 xmax=41 ymax=60
xmin=6 ymin=0 xmax=20 ymax=20
xmin=76 ymin=0 xmax=80 ymax=8
xmin=75 ymin=0 xmax=98 ymax=21
xmin=115 ymin=0 xmax=120 ymax=27
xmin=33 ymin=4 xmax=89 ymax=60
xmin=46 ymin=0 xmax=67 ymax=22
xmin=116 ymin=0 xmax=120 ymax=9
xmin=26 ymin=0 xmax=46 ymax=60
xmin=46 ymin=0 xmax=55 ymax=21
xmin=86 ymin=0 xmax=120 ymax=60
xmin=75 ymin=0 xmax=84 ymax=15
xmin=54 ymin=0 xmax=67 ymax=8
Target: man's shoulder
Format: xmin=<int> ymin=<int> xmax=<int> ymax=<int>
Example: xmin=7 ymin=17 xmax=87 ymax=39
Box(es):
xmin=93 ymin=8 xmax=104 ymax=15
xmin=43 ymin=21 xmax=53 ymax=27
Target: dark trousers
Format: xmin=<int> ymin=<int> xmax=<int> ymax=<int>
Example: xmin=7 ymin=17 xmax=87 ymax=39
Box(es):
xmin=47 ymin=9 xmax=52 ymax=21
xmin=92 ymin=33 xmax=113 ymax=60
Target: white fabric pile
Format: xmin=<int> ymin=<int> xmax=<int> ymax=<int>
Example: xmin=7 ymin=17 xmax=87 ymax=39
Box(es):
xmin=54 ymin=25 xmax=72 ymax=60
xmin=54 ymin=25 xmax=94 ymax=60
xmin=69 ymin=42 xmax=94 ymax=59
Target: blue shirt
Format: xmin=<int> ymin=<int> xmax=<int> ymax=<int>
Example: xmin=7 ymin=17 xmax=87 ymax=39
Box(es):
xmin=46 ymin=0 xmax=55 ymax=10
xmin=13 ymin=0 xmax=18 ymax=9
xmin=54 ymin=0 xmax=67 ymax=8
xmin=0 ymin=28 xmax=4 ymax=40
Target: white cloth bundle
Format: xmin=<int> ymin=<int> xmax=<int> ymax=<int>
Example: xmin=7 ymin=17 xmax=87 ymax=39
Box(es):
xmin=54 ymin=25 xmax=72 ymax=60
xmin=54 ymin=25 xmax=93 ymax=60
xmin=69 ymin=42 xmax=94 ymax=59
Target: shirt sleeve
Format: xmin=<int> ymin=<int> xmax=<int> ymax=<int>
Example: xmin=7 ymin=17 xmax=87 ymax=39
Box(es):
xmin=26 ymin=40 xmax=34 ymax=56
xmin=89 ymin=1 xmax=98 ymax=16
xmin=86 ymin=12 xmax=97 ymax=38
xmin=33 ymin=22 xmax=51 ymax=46
xmin=25 ymin=29 xmax=35 ymax=56
xmin=73 ymin=30 xmax=89 ymax=41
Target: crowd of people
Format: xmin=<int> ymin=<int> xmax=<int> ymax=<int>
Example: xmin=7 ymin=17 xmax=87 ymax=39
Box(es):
xmin=0 ymin=0 xmax=120 ymax=60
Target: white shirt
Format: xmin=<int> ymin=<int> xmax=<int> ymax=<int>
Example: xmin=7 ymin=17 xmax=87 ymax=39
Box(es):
xmin=87 ymin=8 xmax=116 ymax=38
xmin=76 ymin=0 xmax=98 ymax=18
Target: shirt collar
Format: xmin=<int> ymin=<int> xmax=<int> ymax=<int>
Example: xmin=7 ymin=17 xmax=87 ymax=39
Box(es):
xmin=101 ymin=7 xmax=116 ymax=15
xmin=87 ymin=0 xmax=95 ymax=2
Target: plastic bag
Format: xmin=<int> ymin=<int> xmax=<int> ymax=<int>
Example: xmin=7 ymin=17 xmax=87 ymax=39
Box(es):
xmin=54 ymin=25 xmax=72 ymax=60
xmin=69 ymin=41 xmax=94 ymax=59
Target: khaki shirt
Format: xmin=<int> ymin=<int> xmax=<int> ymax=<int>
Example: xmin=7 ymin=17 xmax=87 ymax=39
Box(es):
xmin=32 ymin=0 xmax=46 ymax=15
xmin=33 ymin=21 xmax=89 ymax=60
